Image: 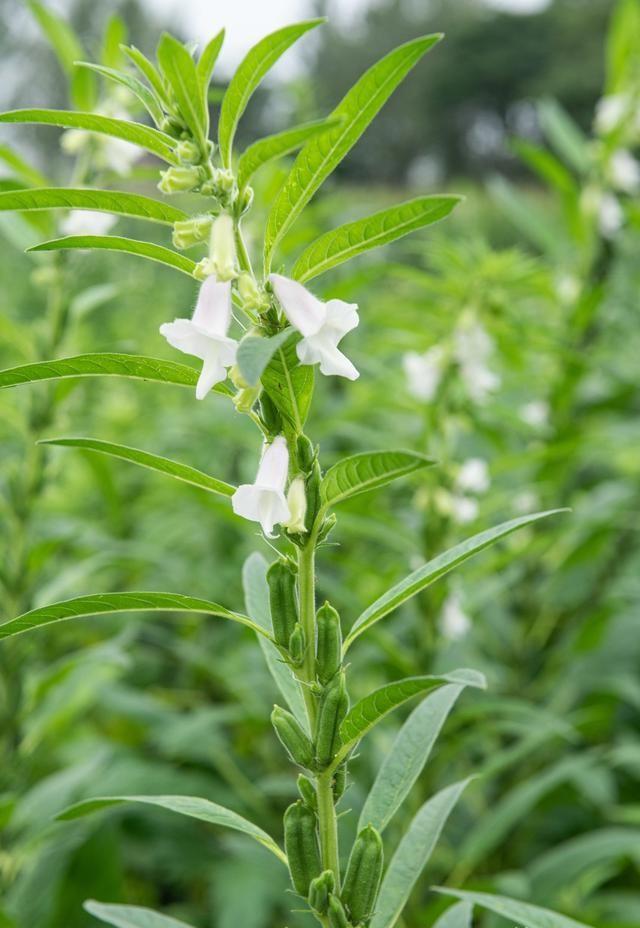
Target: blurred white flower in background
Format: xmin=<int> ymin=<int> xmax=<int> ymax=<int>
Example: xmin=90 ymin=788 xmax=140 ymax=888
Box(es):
xmin=609 ymin=149 xmax=640 ymax=193
xmin=594 ymin=94 xmax=628 ymax=135
xmin=439 ymin=592 xmax=472 ymax=640
xmin=402 ymin=346 xmax=444 ymax=401
xmin=456 ymin=457 xmax=490 ymax=494
xmin=61 ymin=107 xmax=140 ymax=176
xmin=514 ymin=489 xmax=540 ymax=513
xmin=519 ymin=400 xmax=549 ymax=428
xmin=449 ymin=495 xmax=480 ymax=524
xmin=598 ymin=193 xmax=624 ymax=238
xmin=454 ymin=321 xmax=501 ymax=401
xmin=60 ymin=209 xmax=117 ymax=237
xmin=555 ymin=273 xmax=580 ymax=304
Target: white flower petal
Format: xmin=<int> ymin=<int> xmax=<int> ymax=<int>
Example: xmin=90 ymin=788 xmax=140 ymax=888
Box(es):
xmin=456 ymin=458 xmax=490 ymax=495
xmin=403 ymin=348 xmax=444 ymax=401
xmin=439 ymin=593 xmax=471 ymax=641
xmin=255 ymin=435 xmax=289 ymax=492
xmin=270 ymin=273 xmax=326 ymax=336
xmin=159 ymin=319 xmax=211 ymax=361
xmin=324 ymin=299 xmax=359 ymax=337
xmin=60 ymin=209 xmax=117 ymax=237
xmin=192 ymin=277 xmax=233 ymax=336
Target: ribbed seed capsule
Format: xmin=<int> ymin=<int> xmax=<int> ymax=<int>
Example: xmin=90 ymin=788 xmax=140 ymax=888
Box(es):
xmin=341 ymin=825 xmax=384 ymax=925
xmin=333 ymin=762 xmax=348 ymax=801
xmin=327 ymin=894 xmax=350 ymax=928
xmin=267 ymin=560 xmax=298 ymax=647
xmin=308 ymin=869 xmax=335 ymax=915
xmin=296 ymin=434 xmax=315 ymax=471
xmin=284 ymin=801 xmax=321 ymax=896
xmin=271 ymin=706 xmax=314 ymax=768
xmin=316 ymin=602 xmax=342 ymax=684
xmin=304 ymin=459 xmax=322 ymax=532
xmin=288 ymin=623 xmax=306 ymax=667
xmin=260 ymin=393 xmax=282 ymax=435
xmin=297 ymin=773 xmax=317 ymax=809
xmin=315 ymin=672 xmax=349 ymax=768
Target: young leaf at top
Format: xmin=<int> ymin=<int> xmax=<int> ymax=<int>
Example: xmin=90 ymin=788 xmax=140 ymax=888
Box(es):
xmin=0 ymin=110 xmax=178 ymax=163
xmin=157 ymin=34 xmax=209 ymax=144
xmin=101 ymin=14 xmax=128 ymax=69
xmin=84 ymin=901 xmax=195 ymax=928
xmin=75 ymin=62 xmax=165 ymax=125
xmin=123 ymin=46 xmax=171 ymax=106
xmin=0 ymin=187 xmax=187 ymax=224
xmin=237 ymin=118 xmax=340 ymax=191
xmin=321 ymin=449 xmax=435 ymax=509
xmin=218 ymin=20 xmax=324 ymax=167
xmin=0 ymin=353 xmax=230 ymax=396
xmin=28 ymin=236 xmax=197 ymax=277
xmin=432 ymin=889 xmax=594 ymax=928
xmin=370 ymin=779 xmax=472 ymax=928
xmin=292 ymin=195 xmax=462 ymax=283
xmin=0 ymin=592 xmax=267 ymax=641
xmin=264 ymin=33 xmax=443 ymax=270
xmin=235 ymin=328 xmax=292 ymax=387
xmin=344 ymin=509 xmax=568 ymax=649
xmin=337 ymin=670 xmax=485 ymax=761
xmin=57 ymin=794 xmax=287 ymax=864
xmin=40 ymin=437 xmax=235 ymax=498
xmin=358 ymin=683 xmax=475 ymax=833
xmin=197 ymin=29 xmax=225 ymax=98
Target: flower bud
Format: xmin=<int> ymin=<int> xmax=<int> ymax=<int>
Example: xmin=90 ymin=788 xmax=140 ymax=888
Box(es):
xmin=209 ymin=212 xmax=238 ymax=281
xmin=284 ymin=801 xmax=321 ymax=896
xmin=308 ymin=870 xmax=335 ymax=915
xmin=296 ymin=435 xmax=315 ymax=472
xmin=158 ymin=164 xmax=203 ymax=194
xmin=297 ymin=773 xmax=317 ymax=809
xmin=267 ymin=559 xmax=298 ymax=647
xmin=172 ymin=215 xmax=213 ymax=250
xmin=271 ymin=706 xmax=314 ymax=768
xmin=284 ymin=477 xmax=308 ymax=534
xmin=316 ymin=602 xmax=342 ymax=684
xmin=288 ymin=622 xmax=306 ymax=668
xmin=232 ymin=383 xmax=262 ymax=414
xmin=239 ymin=184 xmax=254 ymax=213
xmin=175 ymin=138 xmax=201 ymax=164
xmin=341 ymin=825 xmax=384 ymax=925
xmin=160 ymin=115 xmax=185 ymax=137
xmin=238 ymin=273 xmax=269 ymax=312
xmin=305 ymin=460 xmax=322 ymax=533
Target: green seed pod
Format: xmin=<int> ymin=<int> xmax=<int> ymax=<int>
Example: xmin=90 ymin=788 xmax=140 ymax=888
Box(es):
xmin=271 ymin=706 xmax=314 ymax=768
xmin=288 ymin=622 xmax=306 ymax=668
xmin=267 ymin=560 xmax=298 ymax=647
xmin=315 ymin=672 xmax=349 ymax=768
xmin=304 ymin=459 xmax=322 ymax=533
xmin=333 ymin=763 xmax=348 ymax=801
xmin=308 ymin=869 xmax=335 ymax=915
xmin=316 ymin=601 xmax=342 ymax=684
xmin=259 ymin=393 xmax=282 ymax=435
xmin=284 ymin=801 xmax=321 ymax=896
xmin=327 ymin=894 xmax=350 ymax=928
xmin=297 ymin=773 xmax=317 ymax=809
xmin=296 ymin=434 xmax=315 ymax=472
xmin=341 ymin=825 xmax=384 ymax=925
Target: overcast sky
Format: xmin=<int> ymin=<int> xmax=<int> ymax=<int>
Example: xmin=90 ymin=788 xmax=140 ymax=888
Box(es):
xmin=145 ymin=0 xmax=551 ymax=76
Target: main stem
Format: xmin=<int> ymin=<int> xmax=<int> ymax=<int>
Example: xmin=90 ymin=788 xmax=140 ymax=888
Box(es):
xmin=297 ymin=539 xmax=341 ymax=889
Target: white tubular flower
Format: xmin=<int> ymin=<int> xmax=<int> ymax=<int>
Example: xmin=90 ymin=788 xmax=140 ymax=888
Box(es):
xmin=159 ymin=276 xmax=237 ymax=400
xmin=454 ymin=321 xmax=500 ymax=402
xmin=402 ymin=347 xmax=444 ymax=401
xmin=439 ymin=592 xmax=471 ymax=641
xmin=456 ymin=458 xmax=490 ymax=495
xmin=232 ymin=435 xmax=291 ymax=537
xmin=269 ymin=274 xmax=359 ymax=380
xmin=60 ymin=209 xmax=117 ymax=236
xmin=284 ymin=475 xmax=308 ymax=534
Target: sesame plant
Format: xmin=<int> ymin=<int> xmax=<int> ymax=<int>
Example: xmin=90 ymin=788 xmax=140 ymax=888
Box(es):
xmin=0 ymin=18 xmax=598 ymax=928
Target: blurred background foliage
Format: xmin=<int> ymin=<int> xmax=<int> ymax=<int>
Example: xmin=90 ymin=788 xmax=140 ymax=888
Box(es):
xmin=0 ymin=1 xmax=639 ymax=928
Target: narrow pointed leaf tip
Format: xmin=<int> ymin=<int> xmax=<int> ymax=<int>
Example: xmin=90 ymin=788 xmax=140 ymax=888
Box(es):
xmin=344 ymin=508 xmax=568 ymax=650
xmin=432 ymin=888 xmax=595 ymax=928
xmin=84 ymin=900 xmax=195 ymax=928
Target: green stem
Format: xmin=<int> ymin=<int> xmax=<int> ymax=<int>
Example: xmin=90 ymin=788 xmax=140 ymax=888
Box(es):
xmin=298 ymin=541 xmax=318 ymax=728
xmin=317 ymin=770 xmax=340 ymax=890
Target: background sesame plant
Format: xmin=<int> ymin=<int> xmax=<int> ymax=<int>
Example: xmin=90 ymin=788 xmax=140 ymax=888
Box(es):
xmin=0 ymin=4 xmax=638 ymax=928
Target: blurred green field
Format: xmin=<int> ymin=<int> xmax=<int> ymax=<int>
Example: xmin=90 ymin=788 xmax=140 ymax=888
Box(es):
xmin=0 ymin=2 xmax=639 ymax=928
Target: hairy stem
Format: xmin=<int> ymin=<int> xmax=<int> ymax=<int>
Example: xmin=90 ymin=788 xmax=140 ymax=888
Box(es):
xmin=317 ymin=770 xmax=341 ymax=890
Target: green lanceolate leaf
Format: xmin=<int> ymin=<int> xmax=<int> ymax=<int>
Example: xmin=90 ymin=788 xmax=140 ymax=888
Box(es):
xmin=75 ymin=62 xmax=165 ymax=125
xmin=322 ymin=450 xmax=435 ymax=509
xmin=197 ymin=30 xmax=225 ymax=97
xmin=57 ymin=794 xmax=287 ymax=864
xmin=0 ymin=109 xmax=178 ymax=163
xmin=157 ymin=34 xmax=208 ymax=143
xmin=237 ymin=118 xmax=340 ymax=190
xmin=0 ymin=188 xmax=186 ymax=225
xmin=84 ymin=901 xmax=195 ymax=928
xmin=338 ymin=670 xmax=485 ymax=760
xmin=0 ymin=143 xmax=49 ymax=186
xmin=344 ymin=510 xmax=567 ymax=649
xmin=28 ymin=1 xmax=95 ymax=109
xmin=371 ymin=779 xmax=472 ymax=928
xmin=28 ymin=236 xmax=196 ymax=276
xmin=292 ymin=195 xmax=462 ymax=283
xmin=358 ymin=682 xmax=480 ymax=833
xmin=39 ymin=437 xmax=235 ymax=497
xmin=243 ymin=553 xmax=308 ymax=730
xmin=432 ymin=902 xmax=473 ymax=928
xmin=0 ymin=353 xmax=231 ymax=395
xmin=218 ymin=20 xmax=324 ymax=167
xmin=123 ymin=46 xmax=170 ymax=106
xmin=236 ymin=328 xmax=292 ymax=387
xmin=0 ymin=592 xmax=267 ymax=641
xmin=261 ymin=333 xmax=314 ymax=432
xmin=264 ymin=34 xmax=442 ymax=269
xmin=432 ymin=890 xmax=594 ymax=928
